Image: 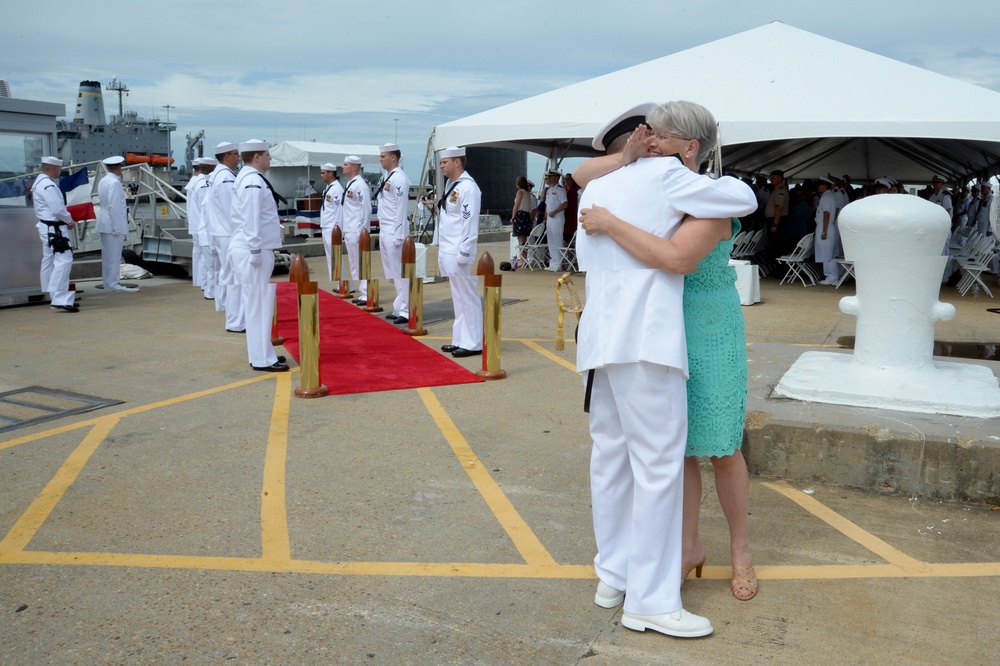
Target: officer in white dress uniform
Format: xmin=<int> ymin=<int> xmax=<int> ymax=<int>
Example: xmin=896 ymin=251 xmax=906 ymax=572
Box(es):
xmin=575 ymin=101 xmax=757 ymax=638
xmin=185 ymin=159 xmax=206 ymax=288
xmin=338 ymin=155 xmax=372 ymax=304
xmin=814 ymin=177 xmax=840 ymax=284
xmin=436 ymin=146 xmax=483 ymax=357
xmin=375 ymin=143 xmax=413 ymax=323
xmin=229 ymin=140 xmax=288 ymax=372
xmin=96 ymin=156 xmax=138 ymax=293
xmin=32 ymin=156 xmax=78 ymax=312
xmin=974 ymin=182 xmax=993 ymax=236
xmin=543 ymin=170 xmax=568 ymax=271
xmin=318 ymin=162 xmax=344 ymax=283
xmin=194 ymin=158 xmax=218 ymax=300
xmin=207 ymin=142 xmax=243 ymax=329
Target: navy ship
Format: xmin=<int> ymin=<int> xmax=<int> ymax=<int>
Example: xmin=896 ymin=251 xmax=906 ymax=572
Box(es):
xmin=57 ymin=79 xmax=175 ymax=167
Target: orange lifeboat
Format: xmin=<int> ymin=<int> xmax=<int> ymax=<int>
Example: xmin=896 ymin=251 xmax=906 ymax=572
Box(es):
xmin=125 ymin=153 xmax=151 ymax=164
xmin=150 ymin=154 xmax=174 ymax=166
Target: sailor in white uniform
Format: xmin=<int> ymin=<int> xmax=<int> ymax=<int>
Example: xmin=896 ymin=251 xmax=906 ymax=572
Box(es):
xmin=207 ymin=142 xmax=243 ymax=330
xmin=96 ymin=155 xmax=138 ymax=292
xmin=318 ymin=162 xmax=344 ymax=283
xmin=338 ymin=155 xmax=372 ymax=304
xmin=574 ymin=101 xmax=757 ymax=638
xmin=194 ymin=158 xmax=218 ymax=300
xmin=436 ymin=146 xmax=483 ymax=357
xmin=229 ymin=140 xmax=288 ymax=372
xmin=814 ymin=177 xmax=840 ymax=284
xmin=543 ymin=170 xmax=568 ymax=271
xmin=375 ymin=143 xmax=413 ymax=323
xmin=185 ymin=158 xmax=206 ymax=288
xmin=32 ymin=156 xmax=78 ymax=312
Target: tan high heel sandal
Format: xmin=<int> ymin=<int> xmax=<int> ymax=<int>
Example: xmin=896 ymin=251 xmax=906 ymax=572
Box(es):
xmin=731 ymin=564 xmax=758 ymax=601
xmin=680 ymin=557 xmax=705 ymax=587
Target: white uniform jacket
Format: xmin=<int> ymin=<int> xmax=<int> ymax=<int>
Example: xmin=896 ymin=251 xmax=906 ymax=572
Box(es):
xmin=207 ymin=165 xmax=237 ymax=238
xmin=191 ymin=178 xmax=213 ymax=245
xmin=576 ymin=157 xmax=757 ymax=375
xmin=338 ymin=176 xmax=371 ymax=237
xmin=437 ymin=171 xmax=481 ymax=265
xmin=96 ymin=172 xmax=128 ymax=234
xmin=230 ymin=166 xmax=282 ymax=252
xmin=545 ymin=184 xmax=568 ymax=222
xmin=376 ymin=167 xmax=412 ymax=242
xmin=320 ymin=180 xmax=345 ymax=230
xmin=814 ymin=189 xmax=839 ymax=263
xmin=32 ymin=174 xmax=74 ymax=225
xmin=185 ymin=173 xmax=205 ymax=238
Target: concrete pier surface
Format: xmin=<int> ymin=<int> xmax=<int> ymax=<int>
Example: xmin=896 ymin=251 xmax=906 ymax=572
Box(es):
xmin=2 ymin=242 xmax=998 ymax=664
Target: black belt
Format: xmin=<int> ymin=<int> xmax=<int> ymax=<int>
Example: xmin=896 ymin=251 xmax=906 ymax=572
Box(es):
xmin=40 ymin=219 xmax=65 ymax=226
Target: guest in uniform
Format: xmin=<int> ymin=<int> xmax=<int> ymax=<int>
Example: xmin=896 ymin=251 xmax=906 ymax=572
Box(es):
xmin=543 ymin=170 xmax=568 ymax=271
xmin=814 ymin=177 xmax=840 ymax=284
xmin=375 ymin=143 xmax=413 ymax=324
xmin=436 ymin=146 xmax=483 ymax=358
xmin=96 ymin=155 xmax=138 ymax=293
xmin=318 ymin=162 xmax=344 ymax=284
xmin=229 ymin=140 xmax=288 ymax=372
xmin=573 ymin=101 xmax=757 ymax=638
xmin=338 ymin=156 xmax=372 ymax=305
xmin=32 ymin=156 xmax=78 ymax=312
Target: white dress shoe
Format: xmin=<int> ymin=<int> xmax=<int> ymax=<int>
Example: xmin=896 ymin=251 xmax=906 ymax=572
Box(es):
xmin=621 ymin=608 xmax=713 ymax=638
xmin=111 ymin=285 xmax=140 ymax=292
xmin=594 ymin=581 xmax=624 ymax=608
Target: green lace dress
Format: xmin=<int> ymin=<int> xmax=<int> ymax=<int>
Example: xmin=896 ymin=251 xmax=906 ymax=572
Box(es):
xmin=683 ymin=218 xmax=747 ymax=458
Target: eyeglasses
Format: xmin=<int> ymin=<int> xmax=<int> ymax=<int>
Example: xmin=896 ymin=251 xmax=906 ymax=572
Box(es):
xmin=652 ymin=131 xmax=693 ymax=142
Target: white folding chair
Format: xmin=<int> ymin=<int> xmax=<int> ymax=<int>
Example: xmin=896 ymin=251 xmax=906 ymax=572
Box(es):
xmin=956 ymin=235 xmax=995 ymax=297
xmin=833 ymin=258 xmax=855 ymax=288
xmin=777 ymin=233 xmax=819 ymax=287
xmin=522 ymin=223 xmax=548 ymax=270
xmin=558 ymin=230 xmax=578 ymax=273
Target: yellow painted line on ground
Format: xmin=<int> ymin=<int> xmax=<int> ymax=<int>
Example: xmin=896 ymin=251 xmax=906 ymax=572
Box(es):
xmin=0 ymin=415 xmax=121 ymax=554
xmin=765 ymin=481 xmax=930 ymax=573
xmin=417 ymin=387 xmax=557 ymax=567
xmin=261 ymin=372 xmax=293 ymax=564
xmin=519 ymin=339 xmax=578 ymax=373
xmin=0 ymin=374 xmax=278 ymax=451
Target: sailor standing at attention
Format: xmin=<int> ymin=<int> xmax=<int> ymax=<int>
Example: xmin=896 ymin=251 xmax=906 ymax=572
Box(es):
xmin=96 ymin=155 xmax=138 ymax=292
xmin=436 ymin=146 xmax=483 ymax=358
xmin=185 ymin=158 xmax=206 ymax=289
xmin=338 ymin=155 xmax=372 ymax=305
xmin=376 ymin=143 xmax=413 ymax=324
xmin=318 ymin=162 xmax=344 ymax=284
xmin=229 ymin=140 xmax=288 ymax=372
xmin=194 ymin=158 xmax=219 ymax=301
xmin=543 ymin=169 xmax=568 ymax=271
xmin=207 ymin=142 xmax=243 ymax=330
xmin=32 ymin=156 xmax=78 ymax=312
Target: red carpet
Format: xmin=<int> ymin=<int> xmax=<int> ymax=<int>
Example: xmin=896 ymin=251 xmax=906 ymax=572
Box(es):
xmin=274 ymin=282 xmax=483 ymax=395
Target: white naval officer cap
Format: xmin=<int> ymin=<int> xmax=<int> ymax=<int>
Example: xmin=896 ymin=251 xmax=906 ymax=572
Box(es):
xmin=874 ymin=178 xmax=892 ymax=188
xmin=380 ymin=143 xmax=400 ymax=153
xmin=931 ymin=174 xmax=945 ymax=182
xmin=238 ymin=139 xmax=270 ymax=153
xmin=818 ymin=176 xmax=834 ymax=185
xmin=214 ymin=141 xmax=238 ymax=155
xmin=344 ymin=155 xmax=362 ymax=165
xmin=437 ymin=146 xmax=465 ymax=158
xmin=592 ymin=102 xmax=657 ymax=151
xmin=42 ymin=156 xmax=63 ymax=167
xmin=201 ymin=157 xmax=219 ymax=166
xmin=320 ymin=162 xmax=338 ymax=172
xmin=102 ymin=155 xmax=126 ymax=166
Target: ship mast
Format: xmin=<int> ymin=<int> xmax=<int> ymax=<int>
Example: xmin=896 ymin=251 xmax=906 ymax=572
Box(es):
xmin=106 ymin=77 xmax=129 ymax=119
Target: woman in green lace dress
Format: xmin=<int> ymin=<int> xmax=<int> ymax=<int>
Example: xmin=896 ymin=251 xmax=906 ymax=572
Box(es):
xmin=575 ymin=102 xmax=757 ymax=601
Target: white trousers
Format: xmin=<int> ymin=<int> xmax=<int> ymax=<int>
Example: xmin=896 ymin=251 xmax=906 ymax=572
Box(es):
xmin=438 ymin=252 xmax=482 ymax=351
xmin=321 ymin=227 xmax=335 ymax=282
xmin=589 ymin=362 xmax=686 ymax=615
xmin=344 ymin=233 xmax=367 ymax=300
xmin=192 ymin=244 xmax=202 ymax=287
xmin=199 ymin=242 xmax=216 ymax=299
xmin=100 ymin=232 xmax=125 ymax=290
xmin=230 ymin=248 xmax=278 ymax=368
xmin=546 ymin=216 xmax=564 ymax=270
xmin=36 ymin=222 xmax=75 ymax=306
xmin=214 ymin=235 xmax=244 ymax=330
xmin=210 ymin=235 xmax=229 ymax=313
xmin=380 ymin=237 xmax=408 ymax=317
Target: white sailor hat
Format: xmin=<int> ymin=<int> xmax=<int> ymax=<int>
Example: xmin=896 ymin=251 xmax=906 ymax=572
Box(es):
xmin=320 ymin=162 xmax=338 ymax=172
xmin=201 ymin=157 xmax=218 ymax=166
xmin=238 ymin=139 xmax=270 ymax=153
xmin=380 ymin=143 xmax=400 ymax=153
xmin=592 ymin=102 xmax=657 ymax=151
xmin=191 ymin=157 xmax=204 ymax=166
xmin=42 ymin=156 xmax=63 ymax=167
xmin=215 ymin=141 xmax=238 ymax=155
xmin=102 ymin=155 xmax=125 ymax=166
xmin=343 ymin=155 xmax=362 ymax=165
xmin=437 ymin=146 xmax=465 ymax=158
xmin=980 ymin=181 xmax=993 ymax=190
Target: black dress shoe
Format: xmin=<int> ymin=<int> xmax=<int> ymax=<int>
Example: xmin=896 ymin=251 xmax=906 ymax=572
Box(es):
xmin=51 ymin=304 xmax=80 ymax=313
xmin=249 ymin=355 xmax=286 ymax=366
xmin=391 ymin=315 xmax=409 ymax=324
xmin=451 ymin=348 xmax=482 ymax=358
xmin=384 ymin=314 xmax=397 ymax=320
xmin=441 ymin=344 xmax=459 ymax=353
xmin=252 ymin=362 xmax=290 ymax=372
xmin=352 ymin=299 xmax=367 ymax=306
xmin=226 ymin=328 xmax=246 ymax=334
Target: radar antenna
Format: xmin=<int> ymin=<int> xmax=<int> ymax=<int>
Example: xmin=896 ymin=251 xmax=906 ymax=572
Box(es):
xmin=106 ymin=77 xmax=130 ymax=119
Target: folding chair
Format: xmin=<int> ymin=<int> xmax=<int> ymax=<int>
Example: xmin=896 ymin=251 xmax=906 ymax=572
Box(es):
xmin=521 ymin=223 xmax=549 ymax=270
xmin=956 ymin=235 xmax=995 ymax=297
xmin=833 ymin=258 xmax=855 ymax=289
xmin=777 ymin=233 xmax=819 ymax=286
xmin=558 ymin=230 xmax=578 ymax=273
xmin=728 ymin=230 xmax=749 ymax=259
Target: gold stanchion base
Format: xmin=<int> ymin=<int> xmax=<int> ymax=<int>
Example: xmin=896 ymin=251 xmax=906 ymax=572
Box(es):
xmin=294 ymin=384 xmax=329 ymax=399
xmin=475 ymin=369 xmax=507 ymax=380
xmin=271 ymin=336 xmax=285 ymax=345
xmin=363 ymin=305 xmax=383 ymax=313
xmin=402 ymin=327 xmax=428 ymax=336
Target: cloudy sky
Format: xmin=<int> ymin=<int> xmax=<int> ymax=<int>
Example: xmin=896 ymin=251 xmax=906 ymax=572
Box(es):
xmin=5 ymin=0 xmax=1000 ymax=182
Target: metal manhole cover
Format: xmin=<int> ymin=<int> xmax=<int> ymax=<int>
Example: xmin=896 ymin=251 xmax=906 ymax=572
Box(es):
xmin=0 ymin=386 xmax=122 ymax=434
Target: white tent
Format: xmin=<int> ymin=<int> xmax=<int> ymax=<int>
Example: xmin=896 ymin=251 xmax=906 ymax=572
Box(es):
xmin=432 ymin=22 xmax=1000 ymax=183
xmin=267 ymin=141 xmax=381 ymax=199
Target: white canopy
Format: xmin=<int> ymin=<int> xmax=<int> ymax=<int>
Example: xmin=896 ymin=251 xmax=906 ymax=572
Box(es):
xmin=268 ymin=141 xmax=381 ymax=170
xmin=433 ymin=22 xmax=1000 ymax=182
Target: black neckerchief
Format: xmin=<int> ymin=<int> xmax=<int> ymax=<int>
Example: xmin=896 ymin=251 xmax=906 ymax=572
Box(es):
xmin=256 ymin=172 xmax=281 ymax=207
xmin=376 ymin=170 xmax=395 ymax=200
xmin=438 ymin=179 xmax=460 ymax=211
xmin=341 ymin=177 xmax=360 ymax=206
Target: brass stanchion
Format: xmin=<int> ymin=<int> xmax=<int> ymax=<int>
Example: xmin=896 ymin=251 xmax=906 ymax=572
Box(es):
xmin=289 ymin=254 xmax=328 ymax=397
xmin=476 ymin=252 xmax=506 ymax=380
xmin=331 ymin=227 xmax=353 ymax=298
xmin=360 ymin=229 xmax=382 ymax=313
xmin=555 ymin=272 xmax=584 ymax=351
xmin=270 ymin=292 xmax=284 ymax=346
xmin=401 ymin=237 xmax=427 ymax=336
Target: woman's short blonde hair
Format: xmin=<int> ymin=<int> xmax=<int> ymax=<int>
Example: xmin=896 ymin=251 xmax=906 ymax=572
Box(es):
xmin=646 ymin=101 xmax=718 ymax=167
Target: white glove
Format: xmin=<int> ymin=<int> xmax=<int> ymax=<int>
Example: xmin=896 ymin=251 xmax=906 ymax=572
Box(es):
xmin=457 ymin=255 xmax=471 ymax=268
xmin=249 ymin=253 xmax=263 ymax=267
